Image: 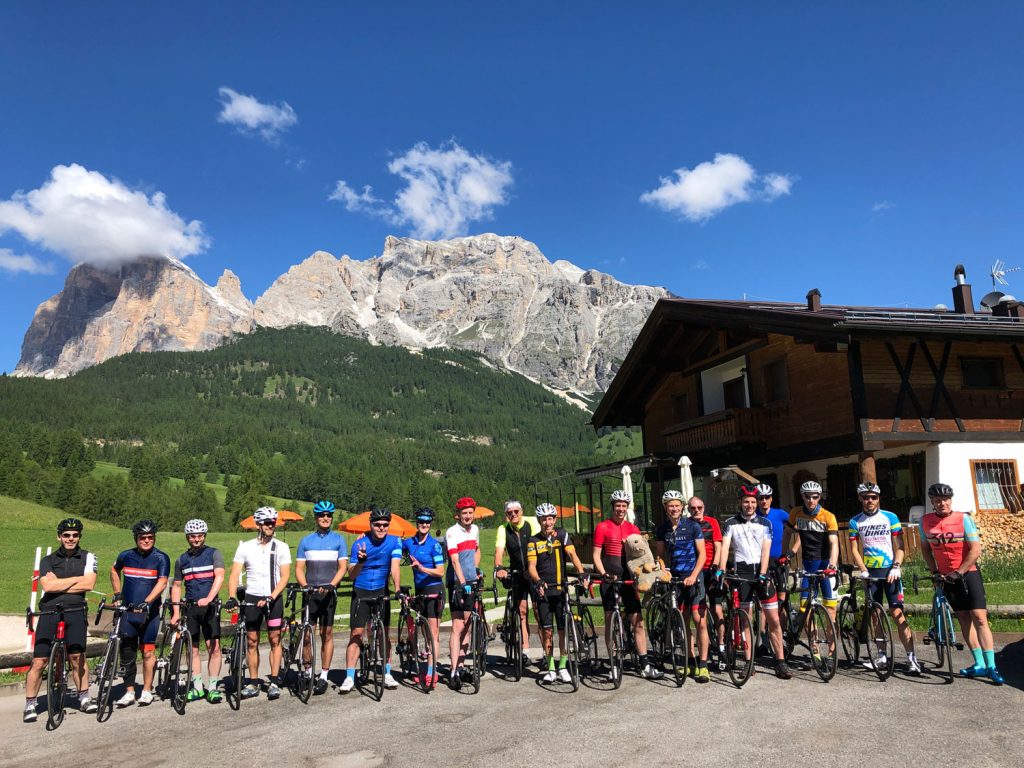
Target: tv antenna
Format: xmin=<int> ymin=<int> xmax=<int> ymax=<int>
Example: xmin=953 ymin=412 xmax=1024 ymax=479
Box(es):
xmin=992 ymin=259 xmax=1021 ymax=289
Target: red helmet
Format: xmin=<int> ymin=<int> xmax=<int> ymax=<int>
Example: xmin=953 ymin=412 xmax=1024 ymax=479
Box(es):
xmin=738 ymin=485 xmax=759 ymax=499
xmin=455 ymin=496 xmax=477 ymax=510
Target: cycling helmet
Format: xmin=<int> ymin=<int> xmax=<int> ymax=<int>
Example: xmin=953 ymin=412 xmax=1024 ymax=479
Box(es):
xmin=662 ymin=490 xmax=685 ymax=503
xmin=503 ymin=500 xmax=523 ymax=513
xmin=313 ymin=500 xmax=336 ymax=516
xmin=57 ymin=518 xmax=83 ymax=535
xmin=610 ymin=489 xmax=631 ymax=503
xmin=132 ymin=519 xmax=158 ymax=538
xmin=535 ymin=502 xmax=558 ymax=518
xmin=369 ymin=507 xmax=392 ymax=523
xmin=800 ymin=481 xmax=823 ymax=495
xmin=856 ymin=483 xmax=881 ymax=496
xmin=738 ymin=485 xmax=759 ymax=499
xmin=253 ymin=506 xmax=278 ymax=525
xmin=414 ymin=507 xmax=434 ymax=523
xmin=455 ymin=496 xmax=476 ymax=511
xmin=184 ymin=519 xmax=208 ymax=535
xmin=754 ymin=483 xmax=773 ymax=498
xmin=927 ymin=483 xmax=954 ymax=498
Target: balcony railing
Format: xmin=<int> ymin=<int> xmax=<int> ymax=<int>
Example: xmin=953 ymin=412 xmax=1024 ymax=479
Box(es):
xmin=662 ymin=408 xmax=768 ymax=453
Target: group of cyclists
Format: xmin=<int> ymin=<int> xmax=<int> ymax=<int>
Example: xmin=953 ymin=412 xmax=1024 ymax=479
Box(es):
xmin=22 ymin=478 xmax=1005 ymax=723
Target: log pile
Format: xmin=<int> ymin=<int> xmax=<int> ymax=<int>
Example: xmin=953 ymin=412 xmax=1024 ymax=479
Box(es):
xmin=975 ymin=510 xmax=1024 ymax=556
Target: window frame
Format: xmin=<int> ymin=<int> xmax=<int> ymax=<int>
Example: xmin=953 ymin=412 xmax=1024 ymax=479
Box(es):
xmin=762 ymin=357 xmax=790 ymax=404
xmin=969 ymin=458 xmax=1022 ymax=514
xmin=960 ymin=356 xmax=1005 ymax=390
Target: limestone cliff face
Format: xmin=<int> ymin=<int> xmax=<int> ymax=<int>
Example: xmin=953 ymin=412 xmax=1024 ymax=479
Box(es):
xmin=14 ymin=258 xmax=254 ymax=378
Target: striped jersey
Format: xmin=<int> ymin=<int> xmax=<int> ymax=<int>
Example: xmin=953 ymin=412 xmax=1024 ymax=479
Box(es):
xmin=114 ymin=547 xmax=171 ymax=605
xmin=296 ymin=530 xmax=348 ymax=586
xmin=445 ymin=523 xmax=480 ymax=586
xmin=173 ymin=546 xmax=225 ymax=601
xmin=848 ymin=509 xmax=902 ymax=568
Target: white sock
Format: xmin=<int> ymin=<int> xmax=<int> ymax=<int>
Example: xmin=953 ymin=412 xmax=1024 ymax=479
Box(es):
xmin=319 ymin=669 xmax=329 ymax=681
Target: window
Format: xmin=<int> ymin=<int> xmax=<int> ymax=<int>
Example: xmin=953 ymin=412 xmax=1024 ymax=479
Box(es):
xmin=763 ymin=359 xmax=789 ymax=402
xmin=723 ymin=375 xmax=747 ymax=409
xmin=672 ymin=393 xmax=689 ymax=422
xmin=961 ymin=358 xmax=1004 ymax=389
xmin=970 ymin=459 xmax=1024 ymax=513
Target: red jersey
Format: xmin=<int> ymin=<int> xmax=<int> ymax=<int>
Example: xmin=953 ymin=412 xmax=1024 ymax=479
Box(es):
xmin=920 ymin=511 xmax=980 ymax=574
xmin=593 ymin=518 xmax=641 ymax=576
xmin=693 ymin=516 xmax=722 ymax=570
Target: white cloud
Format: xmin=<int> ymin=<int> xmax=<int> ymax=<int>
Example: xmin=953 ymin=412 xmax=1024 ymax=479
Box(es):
xmin=217 ymin=86 xmax=297 ymax=142
xmin=873 ymin=200 xmax=894 ymax=212
xmin=640 ymin=153 xmax=795 ymax=222
xmin=0 ymin=164 xmax=208 ymax=268
xmin=0 ymin=248 xmax=53 ymax=275
xmin=692 ymin=259 xmax=710 ymax=271
xmin=330 ymin=141 xmax=513 ymax=238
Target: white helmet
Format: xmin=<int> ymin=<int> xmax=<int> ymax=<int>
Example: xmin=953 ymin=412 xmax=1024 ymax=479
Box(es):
xmin=857 ymin=483 xmax=881 ymax=495
xmin=754 ymin=483 xmax=773 ymax=498
xmin=253 ymin=506 xmax=278 ymax=524
xmin=800 ymin=481 xmax=823 ymax=495
xmin=184 ymin=519 xmax=208 ymax=534
xmin=535 ymin=503 xmax=558 ymax=518
xmin=610 ymin=489 xmax=631 ymax=503
xmin=662 ymin=490 xmax=685 ymax=503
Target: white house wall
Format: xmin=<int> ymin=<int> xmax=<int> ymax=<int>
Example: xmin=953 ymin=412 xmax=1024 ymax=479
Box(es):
xmin=927 ymin=442 xmax=1024 ymax=511
xmin=700 ymin=358 xmax=748 ymax=414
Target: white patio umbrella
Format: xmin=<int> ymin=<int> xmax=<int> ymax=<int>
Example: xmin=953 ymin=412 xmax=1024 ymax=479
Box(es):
xmin=678 ymin=456 xmax=694 ymax=516
xmin=621 ymin=464 xmax=636 ymax=524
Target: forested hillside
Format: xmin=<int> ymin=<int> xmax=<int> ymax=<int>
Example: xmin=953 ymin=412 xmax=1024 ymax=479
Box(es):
xmin=0 ymin=327 xmax=599 ymax=529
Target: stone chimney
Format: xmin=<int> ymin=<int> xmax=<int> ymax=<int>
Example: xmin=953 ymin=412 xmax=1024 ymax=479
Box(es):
xmin=806 ymin=288 xmax=822 ymax=312
xmin=952 ymin=264 xmax=974 ymax=314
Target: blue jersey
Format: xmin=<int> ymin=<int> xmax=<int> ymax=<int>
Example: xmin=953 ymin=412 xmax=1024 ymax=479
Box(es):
xmin=350 ymin=534 xmax=402 ymax=591
xmin=403 ymin=534 xmax=445 ymax=589
xmin=297 ymin=530 xmax=348 ymax=586
xmin=654 ymin=518 xmax=705 ymax=574
xmin=848 ymin=509 xmax=902 ymax=568
xmin=173 ymin=546 xmax=225 ymax=601
xmin=759 ymin=507 xmax=789 ymax=559
xmin=114 ymin=547 xmax=170 ymax=606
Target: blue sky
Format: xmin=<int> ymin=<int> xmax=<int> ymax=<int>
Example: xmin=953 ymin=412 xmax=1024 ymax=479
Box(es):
xmin=2 ymin=3 xmax=1023 ymax=373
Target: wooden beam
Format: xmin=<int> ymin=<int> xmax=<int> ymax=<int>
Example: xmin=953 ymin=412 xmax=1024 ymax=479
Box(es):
xmin=885 ymin=341 xmax=929 ymax=432
xmin=918 ymin=339 xmax=965 ymax=432
xmin=679 ymin=339 xmax=768 ymax=377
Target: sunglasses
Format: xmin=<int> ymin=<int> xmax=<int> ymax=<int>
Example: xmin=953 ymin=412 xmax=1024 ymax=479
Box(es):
xmin=315 ymin=512 xmax=334 ymax=518
xmin=416 ymin=520 xmax=432 ymax=525
xmin=136 ymin=535 xmax=156 ymax=541
xmin=803 ymin=494 xmax=821 ymax=499
xmin=506 ymin=510 xmax=521 ymax=516
xmin=687 ymin=506 xmax=703 ymax=512
xmin=860 ymin=494 xmax=880 ymax=500
xmin=60 ymin=532 xmax=81 ymax=539
xmin=186 ymin=532 xmax=206 ymax=537
xmin=371 ymin=522 xmax=390 ymax=528
xmin=259 ymin=522 xmax=276 ymax=527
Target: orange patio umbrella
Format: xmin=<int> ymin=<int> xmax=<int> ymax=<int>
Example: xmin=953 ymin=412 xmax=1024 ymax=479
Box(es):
xmin=238 ymin=508 xmax=304 ymax=530
xmin=338 ymin=511 xmax=416 ymax=537
xmin=473 ymin=506 xmax=496 ymax=520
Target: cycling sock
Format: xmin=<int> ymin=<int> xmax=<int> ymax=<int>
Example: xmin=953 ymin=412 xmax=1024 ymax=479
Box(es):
xmin=558 ymin=656 xmax=567 ymax=670
xmin=26 ymin=696 xmax=37 ymax=706
xmin=983 ymin=649 xmax=996 ymax=668
xmin=384 ymin=663 xmax=391 ymax=675
xmin=547 ymin=656 xmax=555 ymax=671
xmin=697 ymin=660 xmax=708 ymax=670
xmin=319 ymin=669 xmax=329 ymax=681
xmin=192 ymin=675 xmax=203 ymax=690
xmin=972 ymin=648 xmax=985 ymax=667
xmin=346 ymin=667 xmax=355 ymax=680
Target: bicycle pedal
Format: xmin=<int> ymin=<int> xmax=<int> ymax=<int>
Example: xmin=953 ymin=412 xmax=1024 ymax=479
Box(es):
xmin=955 ymin=643 xmax=964 ymax=651
xmin=922 ymin=636 xmax=932 ymax=645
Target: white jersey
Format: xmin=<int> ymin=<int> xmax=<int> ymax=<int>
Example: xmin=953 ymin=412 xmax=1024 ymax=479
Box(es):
xmin=721 ymin=514 xmax=772 ymax=566
xmin=233 ymin=538 xmax=292 ymax=596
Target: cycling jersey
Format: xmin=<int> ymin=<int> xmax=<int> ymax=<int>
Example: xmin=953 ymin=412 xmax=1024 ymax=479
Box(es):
xmin=787 ymin=505 xmax=839 ymax=561
xmin=593 ymin=518 xmax=641 ymax=577
xmin=350 ymin=534 xmax=402 ymax=590
xmin=296 ymin=530 xmax=348 ymax=586
xmin=445 ymin=523 xmax=480 ymax=586
xmin=848 ymin=509 xmax=902 ymax=568
xmin=654 ymin=518 xmax=704 ymax=574
xmin=693 ymin=516 xmax=722 ymax=571
xmin=495 ymin=516 xmax=540 ymax=572
xmin=233 ymin=538 xmax=291 ymax=596
xmin=758 ymin=507 xmax=789 ymax=559
xmin=527 ymin=530 xmax=576 ymax=590
xmin=114 ymin=547 xmax=171 ymax=606
xmin=174 ymin=546 xmax=225 ymax=601
xmin=721 ymin=514 xmax=772 ymax=566
xmin=920 ymin=511 xmax=980 ymax=574
xmin=403 ymin=534 xmax=445 ymax=589
xmin=39 ymin=547 xmax=97 ymax=608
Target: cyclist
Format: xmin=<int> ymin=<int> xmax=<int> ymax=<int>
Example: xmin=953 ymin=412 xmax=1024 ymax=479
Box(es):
xmin=24 ymin=518 xmax=98 ymax=723
xmin=170 ymin=518 xmax=226 ymax=703
xmin=402 ymin=506 xmax=445 ymax=687
xmin=226 ymin=506 xmax=291 ymax=701
xmin=111 ymin=520 xmax=171 ymax=707
xmin=445 ymin=496 xmax=482 ymax=689
xmin=593 ymin=489 xmax=662 ymax=680
xmin=781 ymin=480 xmax=839 ymax=624
xmin=755 ymin=484 xmax=790 ymax=600
xmin=295 ymin=500 xmax=348 ymax=695
xmin=526 ymin=503 xmax=589 ymax=683
xmin=919 ymin=483 xmax=1004 ymax=685
xmin=339 ymin=507 xmax=402 ymax=693
xmin=493 ymin=499 xmax=541 ymax=664
xmin=688 ymin=496 xmax=726 ymax=671
xmin=654 ymin=489 xmax=709 ymax=681
xmin=847 ymin=484 xmax=921 ymax=674
xmin=716 ymin=486 xmax=792 ymax=679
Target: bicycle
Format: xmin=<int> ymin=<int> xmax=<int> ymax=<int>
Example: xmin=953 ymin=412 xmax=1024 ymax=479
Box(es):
xmin=720 ymin=573 xmax=759 ymax=688
xmin=549 ymin=576 xmax=593 ymax=691
xmin=568 ymin=580 xmax=600 ymax=672
xmin=493 ymin=569 xmax=525 ymax=681
xmin=913 ymin=572 xmax=965 ymax=684
xmin=222 ymin=598 xmax=265 ymax=710
xmin=395 ymin=587 xmax=439 ymax=693
xmin=601 ymin=577 xmax=640 ymax=689
xmin=25 ymin=604 xmax=87 ymax=730
xmin=160 ymin=599 xmax=204 ymax=715
xmin=93 ymin=599 xmax=143 ymax=722
xmin=452 ymin=579 xmax=490 ymax=694
xmin=643 ymin=578 xmax=689 ymax=686
xmin=153 ymin=600 xmax=175 ymax=698
xmin=280 ymin=585 xmax=319 ymax=703
xmin=352 ymin=591 xmax=390 ymax=701
xmin=837 ymin=566 xmax=896 ymax=681
xmin=776 ymin=570 xmax=837 ymax=682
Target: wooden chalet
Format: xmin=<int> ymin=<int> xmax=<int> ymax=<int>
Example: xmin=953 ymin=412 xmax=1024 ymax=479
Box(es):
xmin=590 ymin=268 xmax=1024 ymax=523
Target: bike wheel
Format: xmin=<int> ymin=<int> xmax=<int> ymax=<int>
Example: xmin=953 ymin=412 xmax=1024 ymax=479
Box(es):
xmin=46 ymin=641 xmax=68 ymax=730
xmin=369 ymin=622 xmax=385 ymax=701
xmin=867 ymin=603 xmax=894 ymax=681
xmin=154 ymin=617 xmax=174 ymax=697
xmin=295 ymin=623 xmax=317 ymax=703
xmin=725 ymin=608 xmax=755 ymax=688
xmin=939 ymin=601 xmax=956 ymax=684
xmin=668 ymin=608 xmax=689 ymax=686
xmin=778 ymin=599 xmax=795 ymax=661
xmin=471 ymin=615 xmax=486 ymax=693
xmin=836 ymin=596 xmax=859 ymax=666
xmin=170 ymin=630 xmax=192 ymax=715
xmin=226 ymin=632 xmax=244 ymax=711
xmin=414 ymin=618 xmax=437 ymax=693
xmin=565 ymin=612 xmax=581 ymax=692
xmin=806 ymin=604 xmax=837 ymax=682
xmin=504 ymin=600 xmax=523 ymax=681
xmin=609 ymin=611 xmax=625 ymax=689
xmin=578 ymin=606 xmax=599 ymax=668
xmin=645 ymin=598 xmax=664 ymax=662
xmin=95 ymin=639 xmax=119 ymax=722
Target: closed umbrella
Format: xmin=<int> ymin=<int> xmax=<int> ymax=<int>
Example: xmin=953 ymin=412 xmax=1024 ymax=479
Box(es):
xmin=678 ymin=456 xmax=694 ymax=517
xmin=621 ymin=464 xmax=636 ymax=525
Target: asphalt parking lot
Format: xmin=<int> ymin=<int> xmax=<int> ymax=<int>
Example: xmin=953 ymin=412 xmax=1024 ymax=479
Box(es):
xmin=3 ymin=636 xmax=1023 ymax=768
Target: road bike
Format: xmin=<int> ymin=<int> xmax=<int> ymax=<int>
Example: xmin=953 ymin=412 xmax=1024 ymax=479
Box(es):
xmin=25 ymin=604 xmax=87 ymax=730
xmin=837 ymin=566 xmax=896 ymax=681
xmin=93 ymin=599 xmax=143 ymax=722
xmin=160 ymin=599 xmax=204 ymax=714
xmin=280 ymin=585 xmax=319 ymax=703
xmin=568 ymin=579 xmax=600 ymax=672
xmin=222 ymin=598 xmax=265 ymax=710
xmin=777 ymin=570 xmax=837 ymax=682
xmin=644 ymin=578 xmax=689 ymax=686
xmin=913 ymin=572 xmax=965 ymax=683
xmin=601 ymin=577 xmax=640 ymax=689
xmin=494 ymin=569 xmax=525 ymax=681
xmin=353 ymin=591 xmax=390 ymax=701
xmin=396 ymin=587 xmax=439 ymax=693
xmin=721 ymin=573 xmax=758 ymax=688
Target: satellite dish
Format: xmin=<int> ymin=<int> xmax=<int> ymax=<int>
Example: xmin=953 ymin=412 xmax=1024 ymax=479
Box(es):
xmin=980 ymin=291 xmax=1006 ymax=309
xmin=933 ymin=304 xmax=949 ymax=311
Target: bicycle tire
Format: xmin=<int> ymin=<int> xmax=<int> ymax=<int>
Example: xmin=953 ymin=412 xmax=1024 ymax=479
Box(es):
xmin=153 ymin=610 xmax=173 ymax=697
xmin=668 ymin=607 xmax=688 ymax=686
xmin=170 ymin=629 xmax=192 ymax=715
xmin=565 ymin=609 xmax=581 ymax=692
xmin=226 ymin=630 xmax=244 ymax=711
xmin=295 ymin=623 xmax=317 ymax=703
xmin=778 ymin=597 xmax=795 ymax=661
xmin=578 ymin=606 xmax=599 ymax=668
xmin=867 ymin=603 xmax=894 ymax=681
xmin=414 ymin=617 xmax=437 ymax=693
xmin=504 ymin=598 xmax=523 ymax=681
xmin=609 ymin=611 xmax=625 ymax=689
xmin=939 ymin=600 xmax=956 ymax=684
xmin=369 ymin=620 xmax=385 ymax=701
xmin=471 ymin=614 xmax=486 ymax=693
xmin=396 ymin=609 xmax=413 ymax=678
xmin=806 ymin=603 xmax=837 ymax=682
xmin=46 ymin=641 xmax=68 ymax=730
xmin=645 ymin=596 xmax=664 ymax=662
xmin=95 ymin=638 xmax=119 ymax=722
xmin=725 ymin=608 xmax=755 ymax=688
xmin=836 ymin=595 xmax=859 ymax=666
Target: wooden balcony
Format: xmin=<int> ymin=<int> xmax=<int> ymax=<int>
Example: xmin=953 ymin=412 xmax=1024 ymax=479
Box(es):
xmin=662 ymin=408 xmax=768 ymax=453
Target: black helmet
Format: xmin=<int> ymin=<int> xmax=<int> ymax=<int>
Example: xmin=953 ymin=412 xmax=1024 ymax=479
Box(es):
xmin=369 ymin=507 xmax=392 ymax=524
xmin=132 ymin=519 xmax=158 ymax=538
xmin=57 ymin=518 xmax=83 ymax=535
xmin=927 ymin=483 xmax=954 ymax=498
xmin=414 ymin=507 xmax=434 ymax=523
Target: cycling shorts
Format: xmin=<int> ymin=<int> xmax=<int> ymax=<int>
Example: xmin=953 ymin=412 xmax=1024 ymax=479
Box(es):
xmin=304 ymin=589 xmax=338 ymax=628
xmin=32 ymin=606 xmax=88 ymax=658
xmin=122 ymin=604 xmax=162 ymax=649
xmin=734 ymin=564 xmax=778 ymax=609
xmin=801 ymin=559 xmax=837 ymax=608
xmin=351 ymin=587 xmax=390 ymax=630
xmin=945 ymin=569 xmax=987 ymax=612
xmin=448 ymin=583 xmax=477 ymax=614
xmin=535 ymin=590 xmax=568 ymax=631
xmin=414 ymin=586 xmax=445 ymax=619
xmin=767 ymin=557 xmax=789 ymax=593
xmin=509 ymin=573 xmax=531 ymax=608
xmin=599 ymin=580 xmax=642 ymax=615
xmin=185 ymin=603 xmax=222 ymax=642
xmin=243 ymin=595 xmax=284 ymax=632
xmin=865 ymin=568 xmax=905 ymax=609
xmin=672 ymin=576 xmax=706 ymax=610
xmin=703 ymin=570 xmax=727 ymax=604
